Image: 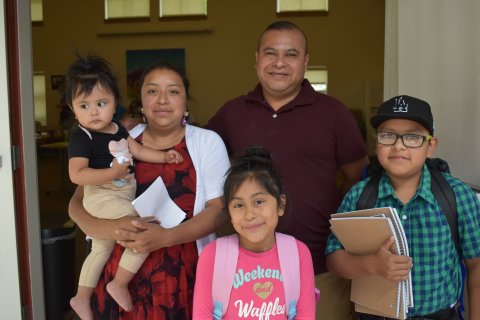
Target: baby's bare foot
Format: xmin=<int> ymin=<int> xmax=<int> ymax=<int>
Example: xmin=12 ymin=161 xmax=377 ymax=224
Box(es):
xmin=70 ymin=295 xmax=93 ymax=320
xmin=106 ymin=281 xmax=133 ymax=312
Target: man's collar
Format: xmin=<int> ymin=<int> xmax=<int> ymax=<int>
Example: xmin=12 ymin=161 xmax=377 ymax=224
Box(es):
xmin=246 ymin=79 xmax=317 ymax=111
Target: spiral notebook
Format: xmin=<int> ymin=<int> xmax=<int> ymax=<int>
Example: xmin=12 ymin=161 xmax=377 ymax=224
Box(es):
xmin=329 ymin=207 xmax=412 ymax=319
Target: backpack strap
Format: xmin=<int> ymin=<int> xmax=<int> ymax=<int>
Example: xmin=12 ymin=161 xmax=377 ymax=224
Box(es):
xmin=213 ymin=233 xmax=318 ymax=319
xmin=427 ymin=162 xmax=464 ymax=318
xmin=276 ymin=233 xmax=300 ymax=320
xmin=356 ymin=171 xmax=382 ymax=210
xmin=212 ymin=235 xmax=239 ymax=319
xmin=428 ymin=166 xmax=461 ymax=258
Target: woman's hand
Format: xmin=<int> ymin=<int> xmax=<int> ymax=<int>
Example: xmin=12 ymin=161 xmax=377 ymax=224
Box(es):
xmin=116 ymin=218 xmax=169 ymax=253
xmin=115 ymin=197 xmax=227 ymax=253
xmin=111 ymin=216 xmax=143 ymax=236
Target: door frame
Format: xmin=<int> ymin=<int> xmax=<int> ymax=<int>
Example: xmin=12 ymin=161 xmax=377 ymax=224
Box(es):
xmin=1 ymin=0 xmax=45 ymax=318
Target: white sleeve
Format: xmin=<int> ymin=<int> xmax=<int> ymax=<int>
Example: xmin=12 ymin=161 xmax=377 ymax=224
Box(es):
xmin=201 ymin=131 xmax=230 ymax=201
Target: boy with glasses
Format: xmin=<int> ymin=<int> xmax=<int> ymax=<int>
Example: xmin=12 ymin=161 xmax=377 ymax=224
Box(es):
xmin=325 ymin=95 xmax=480 ymax=319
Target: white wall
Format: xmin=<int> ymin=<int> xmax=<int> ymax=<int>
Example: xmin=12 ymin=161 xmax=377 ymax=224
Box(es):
xmin=0 ymin=0 xmax=23 ymax=318
xmin=385 ymin=2 xmax=479 ymax=316
xmin=388 ymin=0 xmax=480 ymax=187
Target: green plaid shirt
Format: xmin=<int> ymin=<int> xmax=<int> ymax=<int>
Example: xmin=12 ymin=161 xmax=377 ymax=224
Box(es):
xmin=325 ymin=164 xmax=480 ymax=316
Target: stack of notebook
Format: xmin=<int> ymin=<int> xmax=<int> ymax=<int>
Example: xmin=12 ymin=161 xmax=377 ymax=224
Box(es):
xmin=329 ymin=207 xmax=413 ymax=319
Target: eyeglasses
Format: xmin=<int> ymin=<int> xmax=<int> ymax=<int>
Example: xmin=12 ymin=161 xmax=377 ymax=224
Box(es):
xmin=376 ymin=131 xmax=432 ymax=148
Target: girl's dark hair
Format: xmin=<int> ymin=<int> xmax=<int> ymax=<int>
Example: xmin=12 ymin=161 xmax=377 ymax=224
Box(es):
xmin=63 ymin=55 xmax=121 ymax=107
xmin=138 ymin=62 xmax=191 ymax=100
xmin=224 ymin=145 xmax=284 ymax=208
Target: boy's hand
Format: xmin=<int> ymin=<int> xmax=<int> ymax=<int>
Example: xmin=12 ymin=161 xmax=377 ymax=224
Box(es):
xmin=164 ymin=150 xmax=183 ymax=164
xmin=370 ymin=236 xmax=412 ymax=281
xmin=111 ymin=158 xmax=131 ymax=179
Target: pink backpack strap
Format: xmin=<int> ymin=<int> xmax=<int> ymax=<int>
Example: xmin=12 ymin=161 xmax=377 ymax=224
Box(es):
xmin=276 ymin=232 xmax=300 ymax=319
xmin=212 ymin=234 xmax=239 ymax=319
xmin=212 ymin=233 xmax=319 ymax=319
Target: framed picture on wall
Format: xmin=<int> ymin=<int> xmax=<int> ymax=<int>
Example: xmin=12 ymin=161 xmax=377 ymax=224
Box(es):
xmin=51 ymin=75 xmax=65 ymax=91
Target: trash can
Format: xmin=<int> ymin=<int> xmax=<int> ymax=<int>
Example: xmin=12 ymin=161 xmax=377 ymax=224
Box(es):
xmin=41 ymin=223 xmax=76 ymax=320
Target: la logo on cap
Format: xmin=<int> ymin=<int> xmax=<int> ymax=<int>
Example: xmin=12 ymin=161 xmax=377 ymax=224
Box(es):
xmin=393 ymin=96 xmax=408 ymax=113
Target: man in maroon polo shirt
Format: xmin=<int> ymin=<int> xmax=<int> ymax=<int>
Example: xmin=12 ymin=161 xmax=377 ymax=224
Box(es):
xmin=206 ymin=21 xmax=368 ymax=319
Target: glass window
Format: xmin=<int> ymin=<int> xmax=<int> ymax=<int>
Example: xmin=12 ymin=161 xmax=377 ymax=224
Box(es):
xmin=159 ymin=0 xmax=207 ymax=17
xmin=31 ymin=0 xmax=43 ymax=22
xmin=305 ymin=67 xmax=327 ymax=93
xmin=105 ymin=0 xmax=150 ymax=19
xmin=33 ymin=73 xmax=47 ymax=126
xmin=277 ymin=0 xmax=328 ymax=13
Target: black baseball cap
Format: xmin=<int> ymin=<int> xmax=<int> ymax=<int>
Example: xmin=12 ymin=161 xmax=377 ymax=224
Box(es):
xmin=370 ymin=95 xmax=434 ymax=134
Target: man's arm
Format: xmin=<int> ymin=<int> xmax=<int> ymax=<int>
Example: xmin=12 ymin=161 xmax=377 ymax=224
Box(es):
xmin=338 ymin=155 xmax=369 ymax=197
xmin=465 ymin=257 xmax=480 ymax=319
xmin=204 ymin=104 xmax=233 ymax=155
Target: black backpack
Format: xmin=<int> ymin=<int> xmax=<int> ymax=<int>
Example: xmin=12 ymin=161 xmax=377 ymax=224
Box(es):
xmin=356 ymin=157 xmax=461 ymax=258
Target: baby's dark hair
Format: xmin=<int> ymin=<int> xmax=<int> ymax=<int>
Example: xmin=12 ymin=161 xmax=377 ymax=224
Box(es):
xmin=224 ymin=145 xmax=284 ymax=208
xmin=63 ymin=54 xmax=121 ymax=107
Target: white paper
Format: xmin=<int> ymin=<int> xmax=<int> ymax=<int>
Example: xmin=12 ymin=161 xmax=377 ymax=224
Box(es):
xmin=132 ymin=177 xmax=186 ymax=228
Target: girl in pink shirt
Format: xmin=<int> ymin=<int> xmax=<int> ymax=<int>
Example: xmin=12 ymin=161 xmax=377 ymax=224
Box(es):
xmin=193 ymin=145 xmax=316 ymax=319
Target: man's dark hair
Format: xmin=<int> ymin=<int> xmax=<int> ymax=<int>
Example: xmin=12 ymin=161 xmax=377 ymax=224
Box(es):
xmin=257 ymin=20 xmax=308 ymax=54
